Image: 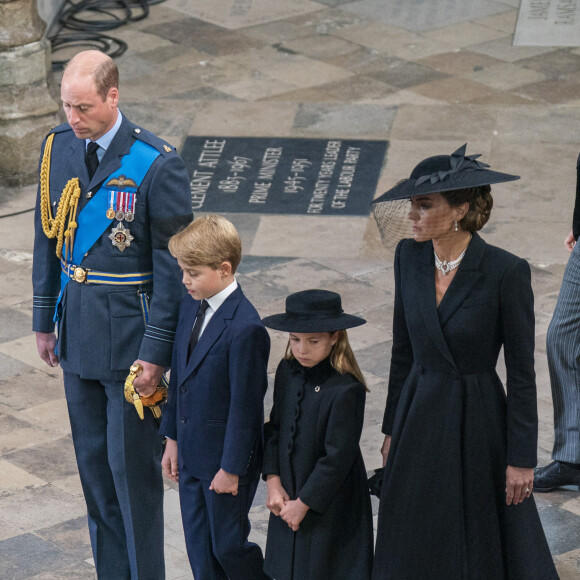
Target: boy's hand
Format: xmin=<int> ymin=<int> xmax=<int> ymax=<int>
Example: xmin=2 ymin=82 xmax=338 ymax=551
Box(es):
xmin=280 ymin=498 xmax=309 ymax=531
xmin=161 ymin=438 xmax=179 ymax=482
xmin=265 ymin=475 xmax=289 ymax=516
xmin=210 ymin=468 xmax=239 ymax=495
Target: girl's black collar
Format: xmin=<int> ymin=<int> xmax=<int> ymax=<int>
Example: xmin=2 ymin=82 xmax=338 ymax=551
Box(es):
xmin=291 ymin=356 xmax=335 ymax=384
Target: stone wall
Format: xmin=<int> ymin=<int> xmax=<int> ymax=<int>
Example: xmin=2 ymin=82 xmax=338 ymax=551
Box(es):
xmin=0 ymin=0 xmax=60 ymax=191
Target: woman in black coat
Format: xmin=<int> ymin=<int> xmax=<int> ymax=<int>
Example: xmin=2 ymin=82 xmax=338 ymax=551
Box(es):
xmin=371 ymin=146 xmax=559 ymax=579
xmin=261 ymin=290 xmax=373 ymax=580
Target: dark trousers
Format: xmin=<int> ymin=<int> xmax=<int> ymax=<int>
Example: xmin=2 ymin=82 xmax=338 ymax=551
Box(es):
xmin=179 ymin=467 xmax=267 ymax=580
xmin=64 ymin=372 xmax=165 ymax=579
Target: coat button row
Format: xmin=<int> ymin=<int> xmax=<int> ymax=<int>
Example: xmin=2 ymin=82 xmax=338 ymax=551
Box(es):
xmin=180 ymin=385 xmax=187 ymax=393
xmin=180 ymin=417 xmax=187 ymax=424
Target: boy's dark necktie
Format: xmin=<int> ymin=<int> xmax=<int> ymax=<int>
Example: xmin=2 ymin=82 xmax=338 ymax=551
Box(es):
xmin=85 ymin=141 xmax=100 ymax=180
xmin=188 ymin=299 xmax=210 ymax=361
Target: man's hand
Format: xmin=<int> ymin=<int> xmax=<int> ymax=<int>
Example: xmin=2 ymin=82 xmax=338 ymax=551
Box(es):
xmin=36 ymin=332 xmax=59 ymax=367
xmin=266 ymin=475 xmax=290 ymax=516
xmin=161 ymin=438 xmax=179 ymax=482
xmin=565 ymin=229 xmax=576 ymax=252
xmin=209 ymin=468 xmax=239 ymax=495
xmin=132 ymin=359 xmax=164 ymax=397
xmin=280 ymin=498 xmax=309 ymax=531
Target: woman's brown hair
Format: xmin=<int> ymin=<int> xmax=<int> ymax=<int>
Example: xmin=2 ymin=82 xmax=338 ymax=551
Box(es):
xmin=441 ymin=185 xmax=493 ymax=232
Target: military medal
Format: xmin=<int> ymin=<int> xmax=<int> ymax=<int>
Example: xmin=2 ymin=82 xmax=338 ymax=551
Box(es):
xmin=109 ymin=222 xmax=134 ymax=252
xmin=125 ymin=193 xmax=136 ymax=222
xmin=115 ymin=191 xmax=126 ymax=221
xmin=106 ymin=190 xmax=116 ymax=219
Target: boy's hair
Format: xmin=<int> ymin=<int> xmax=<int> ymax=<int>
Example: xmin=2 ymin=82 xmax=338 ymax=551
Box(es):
xmin=169 ymin=214 xmax=242 ymax=272
xmin=285 ymin=330 xmax=368 ymax=390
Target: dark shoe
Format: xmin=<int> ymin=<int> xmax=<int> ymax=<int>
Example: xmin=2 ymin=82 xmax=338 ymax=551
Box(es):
xmin=534 ymin=461 xmax=580 ymax=492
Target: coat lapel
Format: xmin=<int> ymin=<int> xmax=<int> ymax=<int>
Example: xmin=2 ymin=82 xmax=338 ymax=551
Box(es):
xmin=437 ymin=232 xmax=485 ymax=328
xmin=180 ymin=287 xmax=243 ymax=384
xmin=408 ymin=242 xmax=458 ymax=370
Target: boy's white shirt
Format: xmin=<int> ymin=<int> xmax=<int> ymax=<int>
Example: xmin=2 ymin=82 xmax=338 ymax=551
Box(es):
xmin=198 ymin=278 xmax=238 ymax=336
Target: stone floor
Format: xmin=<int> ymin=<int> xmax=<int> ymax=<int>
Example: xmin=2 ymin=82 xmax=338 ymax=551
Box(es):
xmin=2 ymin=0 xmax=580 ymax=577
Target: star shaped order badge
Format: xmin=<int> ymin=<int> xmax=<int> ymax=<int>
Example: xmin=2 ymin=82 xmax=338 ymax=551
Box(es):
xmin=109 ymin=222 xmax=134 ymax=252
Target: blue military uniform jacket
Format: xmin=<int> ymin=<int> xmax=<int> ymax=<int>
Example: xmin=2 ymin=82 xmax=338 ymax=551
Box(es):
xmin=32 ymin=114 xmax=193 ymax=380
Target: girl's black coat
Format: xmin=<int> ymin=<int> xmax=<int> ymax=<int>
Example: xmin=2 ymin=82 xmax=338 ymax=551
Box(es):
xmin=262 ymin=357 xmax=373 ymax=580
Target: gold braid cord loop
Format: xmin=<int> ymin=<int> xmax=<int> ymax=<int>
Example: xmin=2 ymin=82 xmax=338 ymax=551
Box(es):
xmin=40 ymin=133 xmax=81 ymax=260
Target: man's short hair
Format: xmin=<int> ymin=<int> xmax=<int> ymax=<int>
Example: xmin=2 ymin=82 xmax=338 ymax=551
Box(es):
xmin=93 ymin=58 xmax=119 ymax=100
xmin=169 ymin=214 xmax=242 ymax=273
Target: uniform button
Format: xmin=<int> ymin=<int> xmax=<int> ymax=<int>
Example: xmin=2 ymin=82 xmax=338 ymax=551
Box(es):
xmin=180 ymin=385 xmax=187 ymax=393
xmin=314 ymin=386 xmax=320 ymax=392
xmin=86 ymin=191 xmax=93 ymax=199
xmin=180 ymin=417 xmax=187 ymax=424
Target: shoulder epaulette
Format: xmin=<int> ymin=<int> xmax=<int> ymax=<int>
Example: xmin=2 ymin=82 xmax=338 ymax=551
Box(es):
xmin=132 ymin=126 xmax=177 ymax=157
xmin=46 ymin=123 xmax=72 ymax=138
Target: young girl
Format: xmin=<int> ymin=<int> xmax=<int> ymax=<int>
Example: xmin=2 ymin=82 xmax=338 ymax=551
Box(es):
xmin=261 ymin=289 xmax=373 ymax=580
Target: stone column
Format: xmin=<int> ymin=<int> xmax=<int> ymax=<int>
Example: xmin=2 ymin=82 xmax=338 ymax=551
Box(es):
xmin=0 ymin=0 xmax=61 ymax=191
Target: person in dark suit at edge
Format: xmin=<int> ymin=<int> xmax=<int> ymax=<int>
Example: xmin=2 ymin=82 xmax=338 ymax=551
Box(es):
xmin=534 ymin=154 xmax=580 ymax=492
xmin=32 ymin=50 xmax=192 ymax=579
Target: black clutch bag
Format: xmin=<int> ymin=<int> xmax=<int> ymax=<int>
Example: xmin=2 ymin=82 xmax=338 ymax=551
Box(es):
xmin=367 ymin=467 xmax=385 ymax=498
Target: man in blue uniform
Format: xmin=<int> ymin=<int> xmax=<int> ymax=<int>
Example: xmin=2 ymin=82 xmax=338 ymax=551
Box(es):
xmin=32 ymin=50 xmax=192 ymax=579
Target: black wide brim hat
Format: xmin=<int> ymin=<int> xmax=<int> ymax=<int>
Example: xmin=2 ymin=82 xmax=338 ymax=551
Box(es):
xmin=372 ymin=143 xmax=520 ymax=203
xmin=262 ymin=289 xmax=366 ymax=333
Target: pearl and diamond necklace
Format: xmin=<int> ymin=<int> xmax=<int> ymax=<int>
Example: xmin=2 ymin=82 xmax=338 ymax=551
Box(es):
xmin=433 ymin=235 xmax=472 ymax=275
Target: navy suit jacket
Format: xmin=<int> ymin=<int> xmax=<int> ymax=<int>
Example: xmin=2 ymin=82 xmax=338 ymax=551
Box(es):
xmin=160 ymin=286 xmax=270 ymax=483
xmin=32 ymin=113 xmax=192 ymax=380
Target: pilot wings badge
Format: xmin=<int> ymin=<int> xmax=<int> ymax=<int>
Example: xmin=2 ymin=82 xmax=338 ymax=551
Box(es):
xmin=106 ymin=175 xmax=137 ymax=188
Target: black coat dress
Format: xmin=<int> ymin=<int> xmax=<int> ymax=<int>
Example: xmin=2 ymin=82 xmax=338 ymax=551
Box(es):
xmin=262 ymin=357 xmax=373 ymax=580
xmin=372 ymin=234 xmax=559 ymax=580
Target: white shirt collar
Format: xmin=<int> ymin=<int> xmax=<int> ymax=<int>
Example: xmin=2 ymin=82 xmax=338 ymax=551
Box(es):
xmin=205 ymin=278 xmax=238 ymax=313
xmin=86 ymin=110 xmax=123 ymax=156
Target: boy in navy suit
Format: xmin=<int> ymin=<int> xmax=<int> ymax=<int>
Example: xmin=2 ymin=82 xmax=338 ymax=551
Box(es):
xmin=160 ymin=215 xmax=270 ymax=580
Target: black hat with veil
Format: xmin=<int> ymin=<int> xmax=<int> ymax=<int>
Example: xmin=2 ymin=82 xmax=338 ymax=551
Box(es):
xmin=370 ymin=144 xmax=520 ymax=249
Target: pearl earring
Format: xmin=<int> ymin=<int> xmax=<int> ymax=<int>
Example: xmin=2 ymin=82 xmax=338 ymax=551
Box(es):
xmin=454 ymin=220 xmax=458 ymax=232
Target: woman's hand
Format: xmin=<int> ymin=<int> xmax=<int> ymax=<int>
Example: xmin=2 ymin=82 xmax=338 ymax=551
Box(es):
xmin=280 ymin=498 xmax=309 ymax=531
xmin=381 ymin=435 xmax=392 ymax=467
xmin=265 ymin=475 xmax=290 ymax=516
xmin=505 ymin=465 xmax=533 ymax=505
